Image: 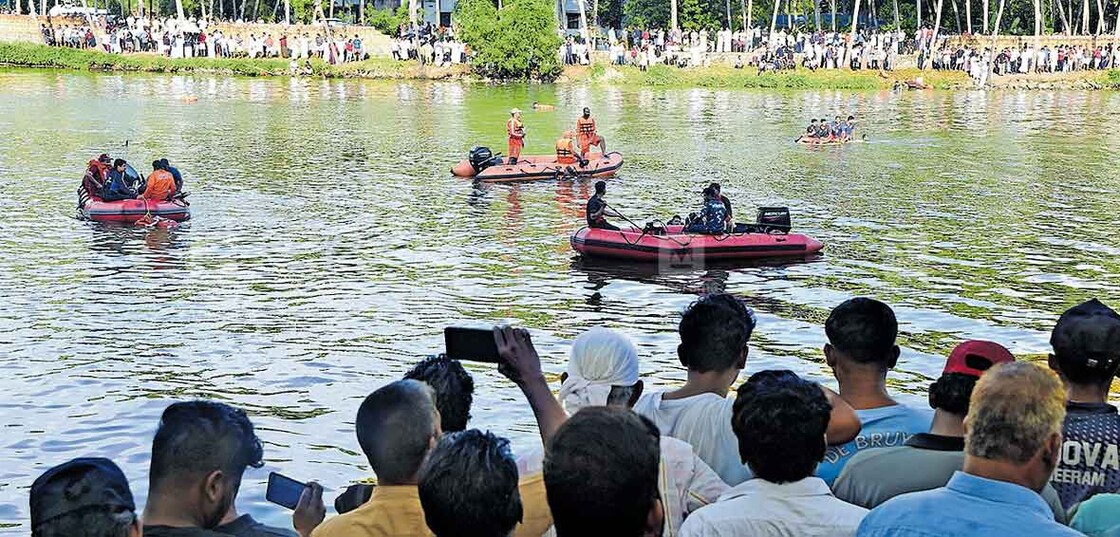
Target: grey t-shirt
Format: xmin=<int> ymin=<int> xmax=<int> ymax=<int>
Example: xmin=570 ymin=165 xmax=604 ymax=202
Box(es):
xmin=831 ymin=433 xmax=1067 ymax=523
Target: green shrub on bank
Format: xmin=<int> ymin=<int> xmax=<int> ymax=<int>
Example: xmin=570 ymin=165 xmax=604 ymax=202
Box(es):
xmin=1106 ymin=70 xmax=1120 ymax=89
xmin=365 ymin=6 xmax=408 ymax=36
xmin=455 ymin=0 xmax=562 ymax=80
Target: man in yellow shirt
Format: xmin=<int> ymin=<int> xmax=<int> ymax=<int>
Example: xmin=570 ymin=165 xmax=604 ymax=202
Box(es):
xmin=313 ymin=332 xmax=564 ymax=537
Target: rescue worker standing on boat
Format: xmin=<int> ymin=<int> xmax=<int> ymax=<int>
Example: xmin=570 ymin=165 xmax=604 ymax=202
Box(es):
xmin=586 ymin=181 xmax=623 ymax=231
xmin=507 ymin=108 xmax=525 ymax=165
xmin=555 ymin=130 xmax=587 ymax=167
xmin=576 ymin=107 xmax=606 ymax=155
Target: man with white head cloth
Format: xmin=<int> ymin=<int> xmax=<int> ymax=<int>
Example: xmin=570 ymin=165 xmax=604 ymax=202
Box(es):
xmin=559 ymin=327 xmax=730 ymax=536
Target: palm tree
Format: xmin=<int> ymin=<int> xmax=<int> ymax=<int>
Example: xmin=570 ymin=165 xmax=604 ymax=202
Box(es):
xmin=1033 ymin=0 xmax=1041 ymax=53
xmin=672 ymin=0 xmax=679 ymax=29
xmin=176 ymin=0 xmax=185 ymax=19
xmin=846 ymin=0 xmax=860 ymax=67
xmin=928 ymin=0 xmax=943 ymax=69
xmin=981 ymin=0 xmax=987 ymax=32
xmin=984 ymin=0 xmax=1004 ymax=86
xmin=965 ymin=0 xmax=970 ymax=34
xmin=769 ymin=0 xmax=779 ymax=37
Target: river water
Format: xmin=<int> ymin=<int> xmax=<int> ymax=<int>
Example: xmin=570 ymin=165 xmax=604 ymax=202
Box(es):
xmin=0 ymin=69 xmax=1118 ymax=531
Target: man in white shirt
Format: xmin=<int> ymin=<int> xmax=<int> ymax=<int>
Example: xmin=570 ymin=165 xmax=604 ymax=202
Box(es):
xmin=633 ymin=294 xmax=860 ymax=486
xmin=680 ymin=370 xmax=868 ymax=537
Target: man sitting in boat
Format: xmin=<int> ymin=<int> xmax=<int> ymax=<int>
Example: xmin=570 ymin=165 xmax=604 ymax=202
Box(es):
xmin=576 ymin=107 xmax=605 ymax=155
xmin=684 ymin=186 xmax=729 ymax=235
xmin=587 ymin=180 xmax=622 ymax=231
xmin=555 ymin=131 xmax=587 ymax=167
xmin=82 ymin=153 xmax=112 ymax=196
xmin=160 ymin=158 xmax=183 ymax=192
xmin=709 ymin=182 xmax=733 ymax=231
xmin=142 ymin=160 xmax=177 ymax=202
xmin=102 ymin=159 xmax=139 ymax=202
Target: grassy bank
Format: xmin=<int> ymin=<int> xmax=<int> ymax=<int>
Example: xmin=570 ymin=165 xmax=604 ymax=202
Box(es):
xmin=572 ymin=63 xmax=973 ymax=90
xmin=2 ymin=42 xmax=1117 ymax=89
xmin=0 ymin=42 xmax=470 ymax=79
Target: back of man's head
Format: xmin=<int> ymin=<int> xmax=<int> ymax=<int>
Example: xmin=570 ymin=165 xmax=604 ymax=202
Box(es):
xmin=825 ymin=297 xmax=899 ymax=369
xmin=931 ymin=340 xmax=1015 ymax=416
xmin=1050 ymin=299 xmax=1120 ymax=386
xmin=403 ymin=355 xmax=474 ymax=433
xmin=732 ymin=370 xmax=831 ymax=483
xmin=150 ymin=401 xmax=263 ymax=491
xmin=418 ymin=429 xmax=522 ymax=537
xmin=355 ymin=379 xmax=439 ymax=485
xmin=965 ymin=362 xmax=1066 ymax=464
xmin=544 ymin=407 xmax=661 ymax=537
xmin=31 ymin=458 xmax=138 ymax=537
xmin=678 ymin=294 xmax=755 ymax=373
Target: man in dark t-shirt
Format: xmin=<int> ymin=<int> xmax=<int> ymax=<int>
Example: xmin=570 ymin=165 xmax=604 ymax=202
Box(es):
xmin=709 ymin=182 xmax=733 ymax=229
xmin=586 ymin=180 xmax=621 ymax=231
xmin=1048 ymin=299 xmax=1120 ymax=509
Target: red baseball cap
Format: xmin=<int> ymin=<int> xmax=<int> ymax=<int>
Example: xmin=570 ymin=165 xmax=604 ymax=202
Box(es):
xmin=942 ymin=340 xmax=1015 ymax=378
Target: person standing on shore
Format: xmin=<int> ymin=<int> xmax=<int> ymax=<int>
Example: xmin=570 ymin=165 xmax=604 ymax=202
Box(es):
xmin=507 ymin=109 xmax=525 ymax=165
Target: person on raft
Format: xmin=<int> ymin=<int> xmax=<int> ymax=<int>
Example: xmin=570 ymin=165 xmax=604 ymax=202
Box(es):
xmin=709 ymin=182 xmax=733 ymax=230
xmin=684 ymin=186 xmax=729 ymax=235
xmin=102 ymin=158 xmax=139 ymax=202
xmin=507 ymin=108 xmax=525 ymax=165
xmin=82 ymin=153 xmax=112 ymax=197
xmin=142 ymin=160 xmax=177 ymax=202
xmin=576 ymin=107 xmax=606 ymax=155
xmin=160 ymin=158 xmax=183 ymax=192
xmin=556 ymin=130 xmax=587 ymax=167
xmin=586 ymin=180 xmax=623 ymax=231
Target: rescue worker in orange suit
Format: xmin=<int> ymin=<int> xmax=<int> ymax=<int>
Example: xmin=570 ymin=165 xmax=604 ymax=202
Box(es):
xmin=575 ymin=107 xmax=605 ymax=155
xmin=507 ymin=108 xmax=525 ymax=165
xmin=82 ymin=153 xmax=112 ymax=197
xmin=141 ymin=160 xmax=177 ymax=201
xmin=555 ymin=130 xmax=587 ymax=167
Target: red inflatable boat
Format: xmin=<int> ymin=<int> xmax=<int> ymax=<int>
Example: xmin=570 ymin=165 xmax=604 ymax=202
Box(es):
xmin=80 ymin=196 xmax=191 ymax=223
xmin=571 ymin=226 xmax=824 ymax=262
xmin=451 ymin=150 xmax=624 ymax=182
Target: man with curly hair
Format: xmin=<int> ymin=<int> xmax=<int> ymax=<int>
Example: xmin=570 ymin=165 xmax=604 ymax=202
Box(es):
xmin=679 ymin=370 xmax=868 ymax=537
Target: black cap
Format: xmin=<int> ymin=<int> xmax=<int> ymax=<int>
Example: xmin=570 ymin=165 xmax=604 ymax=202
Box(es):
xmin=1051 ymin=299 xmax=1120 ymax=372
xmin=30 ymin=458 xmax=135 ymax=530
xmin=583 ymin=107 xmax=590 ymax=114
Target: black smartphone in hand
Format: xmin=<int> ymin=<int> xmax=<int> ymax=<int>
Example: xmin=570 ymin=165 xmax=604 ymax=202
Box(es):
xmin=266 ymin=472 xmax=307 ymax=510
xmin=444 ymin=327 xmax=502 ymax=363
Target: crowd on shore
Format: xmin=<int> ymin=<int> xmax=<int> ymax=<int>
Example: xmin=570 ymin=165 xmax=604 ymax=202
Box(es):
xmin=603 ymin=27 xmax=910 ymax=71
xmin=388 ymin=23 xmax=469 ymax=67
xmin=926 ymin=42 xmax=1119 ymax=79
xmin=28 ymin=293 xmax=1120 ymax=537
xmin=38 ymin=14 xmax=374 ymax=63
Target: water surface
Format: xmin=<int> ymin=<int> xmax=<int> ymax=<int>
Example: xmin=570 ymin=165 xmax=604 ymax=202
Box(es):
xmin=0 ymin=70 xmax=1118 ymax=531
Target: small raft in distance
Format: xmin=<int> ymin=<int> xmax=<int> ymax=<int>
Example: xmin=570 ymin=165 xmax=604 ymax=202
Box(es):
xmin=451 ymin=146 xmax=623 ymax=182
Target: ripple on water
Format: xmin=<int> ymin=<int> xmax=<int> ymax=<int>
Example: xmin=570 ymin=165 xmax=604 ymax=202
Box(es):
xmin=0 ymin=71 xmax=1118 ymax=531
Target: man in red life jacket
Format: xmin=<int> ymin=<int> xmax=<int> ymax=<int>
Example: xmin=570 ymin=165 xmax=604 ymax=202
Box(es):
xmin=507 ymin=108 xmax=525 ymax=165
xmin=575 ymin=107 xmax=605 ymax=155
xmin=82 ymin=153 xmax=112 ymax=197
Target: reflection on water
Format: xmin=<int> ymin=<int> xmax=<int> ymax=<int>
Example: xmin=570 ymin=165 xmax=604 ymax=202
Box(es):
xmin=1 ymin=69 xmax=1119 ymax=531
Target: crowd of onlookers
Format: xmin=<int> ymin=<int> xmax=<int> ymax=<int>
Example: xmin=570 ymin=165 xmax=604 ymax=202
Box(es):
xmin=927 ymin=42 xmax=1119 ymax=76
xmin=37 ymin=15 xmax=374 ymax=63
xmin=27 ymin=293 xmax=1120 ymax=537
xmin=387 ymin=22 xmax=469 ymax=66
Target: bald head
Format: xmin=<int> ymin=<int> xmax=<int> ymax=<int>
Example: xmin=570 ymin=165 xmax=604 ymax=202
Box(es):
xmin=356 ymin=380 xmax=440 ymax=485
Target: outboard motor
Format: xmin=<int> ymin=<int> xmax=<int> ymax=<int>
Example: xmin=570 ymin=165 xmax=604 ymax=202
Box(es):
xmin=469 ymin=146 xmax=498 ymax=173
xmin=755 ymin=207 xmax=792 ymax=233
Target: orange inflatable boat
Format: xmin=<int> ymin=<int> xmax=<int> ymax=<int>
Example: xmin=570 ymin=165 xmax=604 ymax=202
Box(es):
xmin=451 ymin=146 xmax=623 ymax=182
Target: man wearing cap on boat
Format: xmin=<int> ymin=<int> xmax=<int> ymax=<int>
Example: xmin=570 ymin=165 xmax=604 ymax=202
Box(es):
xmin=507 ymin=108 xmax=525 ymax=165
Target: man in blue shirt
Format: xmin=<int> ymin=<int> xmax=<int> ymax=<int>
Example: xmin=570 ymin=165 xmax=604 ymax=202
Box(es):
xmin=159 ymin=158 xmax=182 ymax=192
xmin=684 ymin=186 xmax=728 ymax=235
xmin=816 ymin=298 xmax=933 ymax=484
xmin=857 ymin=362 xmax=1081 ymax=537
xmin=102 ymin=158 xmax=138 ymax=201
